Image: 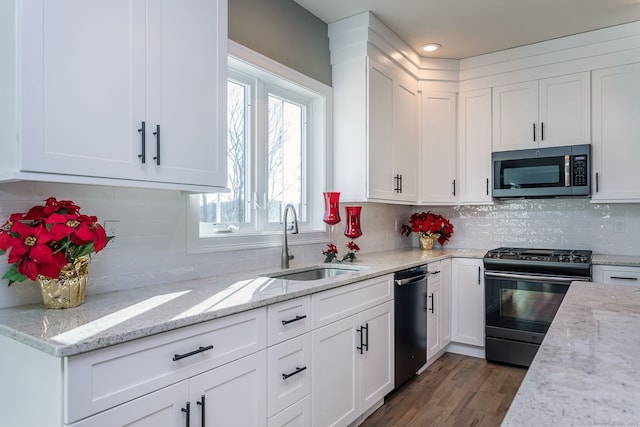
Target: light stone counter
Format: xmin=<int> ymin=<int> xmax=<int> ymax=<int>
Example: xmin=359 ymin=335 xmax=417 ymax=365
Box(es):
xmin=0 ymin=248 xmax=485 ymax=357
xmin=502 ymin=281 xmax=640 ymax=426
xmin=592 ymin=254 xmax=640 ymax=267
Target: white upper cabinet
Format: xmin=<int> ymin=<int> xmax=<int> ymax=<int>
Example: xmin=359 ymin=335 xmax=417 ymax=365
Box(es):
xmin=492 ymin=72 xmax=590 ymax=151
xmin=419 ymin=90 xmax=457 ymax=204
xmin=12 ymin=0 xmax=227 ymax=191
xmin=333 ymin=55 xmax=418 ymax=203
xmin=591 ymin=63 xmax=640 ymax=202
xmin=457 ymin=89 xmax=493 ymax=204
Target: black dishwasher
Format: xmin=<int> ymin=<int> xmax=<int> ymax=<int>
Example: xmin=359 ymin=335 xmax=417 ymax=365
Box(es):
xmin=394 ymin=265 xmax=428 ymax=389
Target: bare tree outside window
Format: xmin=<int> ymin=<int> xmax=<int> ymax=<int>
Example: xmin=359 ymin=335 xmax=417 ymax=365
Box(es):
xmin=199 ymin=80 xmax=248 ymax=230
xmin=267 ymin=95 xmax=302 ymax=223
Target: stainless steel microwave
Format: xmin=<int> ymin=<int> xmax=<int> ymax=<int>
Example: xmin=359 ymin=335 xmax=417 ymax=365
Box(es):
xmin=492 ymin=144 xmax=590 ymax=199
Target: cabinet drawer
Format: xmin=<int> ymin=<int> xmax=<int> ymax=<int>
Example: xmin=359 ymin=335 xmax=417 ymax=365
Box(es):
xmin=65 ymin=308 xmax=266 ymax=424
xmin=267 ymin=296 xmax=311 ymax=346
xmin=268 ymin=395 xmax=311 ymax=427
xmin=311 ymin=275 xmax=393 ymax=329
xmin=600 ymin=266 xmax=640 ymax=285
xmin=267 ymin=333 xmax=311 ymax=418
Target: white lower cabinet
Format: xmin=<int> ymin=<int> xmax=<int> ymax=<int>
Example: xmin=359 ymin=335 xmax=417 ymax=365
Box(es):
xmin=191 ymin=351 xmax=267 ymax=427
xmin=592 ymin=265 xmax=640 ymax=285
xmin=426 ymin=260 xmax=452 ymax=360
xmin=69 ymin=381 xmax=189 ymax=427
xmin=70 ymin=350 xmax=266 ymax=427
xmin=451 ymin=258 xmax=485 ymax=347
xmin=268 ymin=396 xmax=312 ymax=427
xmin=267 ymin=334 xmax=312 ymax=419
xmin=311 ymin=275 xmax=394 ymax=427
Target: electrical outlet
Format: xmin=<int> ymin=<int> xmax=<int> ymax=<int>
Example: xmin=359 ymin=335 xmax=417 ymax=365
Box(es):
xmin=104 ymin=220 xmax=120 ymax=246
xmin=614 ymin=219 xmax=625 ymax=233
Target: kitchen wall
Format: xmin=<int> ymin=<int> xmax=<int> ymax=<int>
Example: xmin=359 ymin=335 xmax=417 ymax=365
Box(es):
xmin=0 ymin=182 xmax=412 ymax=308
xmin=228 ymin=0 xmax=331 ymax=86
xmin=428 ymin=199 xmax=640 ymax=255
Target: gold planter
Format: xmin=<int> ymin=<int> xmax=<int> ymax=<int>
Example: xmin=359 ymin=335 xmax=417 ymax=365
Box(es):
xmin=419 ymin=235 xmax=435 ymax=250
xmin=37 ymin=256 xmax=89 ymax=309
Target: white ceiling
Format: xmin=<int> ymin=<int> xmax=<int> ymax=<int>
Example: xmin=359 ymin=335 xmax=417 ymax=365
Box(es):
xmin=293 ymin=0 xmax=640 ymax=59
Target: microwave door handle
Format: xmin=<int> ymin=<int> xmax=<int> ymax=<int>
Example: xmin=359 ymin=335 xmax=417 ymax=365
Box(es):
xmin=485 ymin=271 xmax=582 ymax=284
xmin=565 ymin=155 xmax=571 ymax=187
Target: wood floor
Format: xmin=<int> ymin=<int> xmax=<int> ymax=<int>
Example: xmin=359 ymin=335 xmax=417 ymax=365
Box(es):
xmin=361 ymin=353 xmax=527 ymax=427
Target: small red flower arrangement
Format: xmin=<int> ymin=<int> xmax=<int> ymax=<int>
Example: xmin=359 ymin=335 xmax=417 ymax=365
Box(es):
xmin=401 ymin=211 xmax=454 ymax=245
xmin=322 ymin=241 xmax=360 ymax=263
xmin=0 ymin=198 xmax=111 ymax=285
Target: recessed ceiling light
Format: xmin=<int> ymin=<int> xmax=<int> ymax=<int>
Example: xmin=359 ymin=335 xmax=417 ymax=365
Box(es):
xmin=421 ymin=43 xmax=442 ymax=52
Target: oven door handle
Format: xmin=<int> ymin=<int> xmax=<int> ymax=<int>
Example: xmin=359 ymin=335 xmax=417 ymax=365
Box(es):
xmin=484 ymin=271 xmax=586 ymax=284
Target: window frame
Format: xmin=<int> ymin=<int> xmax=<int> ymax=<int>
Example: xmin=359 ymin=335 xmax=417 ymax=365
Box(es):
xmin=187 ymin=41 xmax=332 ymax=254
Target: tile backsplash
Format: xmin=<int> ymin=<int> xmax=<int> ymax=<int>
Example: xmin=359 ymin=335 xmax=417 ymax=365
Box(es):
xmin=0 ymin=181 xmax=638 ymax=308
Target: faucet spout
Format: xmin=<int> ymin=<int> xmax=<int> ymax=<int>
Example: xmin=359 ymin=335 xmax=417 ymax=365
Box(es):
xmin=282 ymin=204 xmax=299 ymax=269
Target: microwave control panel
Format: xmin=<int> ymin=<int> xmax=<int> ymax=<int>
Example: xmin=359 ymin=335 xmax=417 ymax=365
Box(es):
xmin=572 ymin=155 xmax=588 ymax=186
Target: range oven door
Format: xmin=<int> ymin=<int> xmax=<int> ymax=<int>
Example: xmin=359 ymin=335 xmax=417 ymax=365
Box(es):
xmin=484 ymin=271 xmax=575 ymax=344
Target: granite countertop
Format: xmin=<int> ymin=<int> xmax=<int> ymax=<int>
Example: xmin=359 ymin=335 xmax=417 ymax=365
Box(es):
xmin=502 ymin=281 xmax=640 ymax=426
xmin=0 ymin=248 xmax=485 ymax=357
xmin=592 ymin=254 xmax=640 ymax=267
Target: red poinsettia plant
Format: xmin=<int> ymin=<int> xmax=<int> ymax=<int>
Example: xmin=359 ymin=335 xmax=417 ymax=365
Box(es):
xmin=0 ymin=198 xmax=111 ymax=285
xmin=401 ymin=211 xmax=454 ymax=245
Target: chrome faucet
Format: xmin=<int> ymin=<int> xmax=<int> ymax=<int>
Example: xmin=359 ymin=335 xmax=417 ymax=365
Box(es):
xmin=281 ymin=204 xmax=299 ymax=269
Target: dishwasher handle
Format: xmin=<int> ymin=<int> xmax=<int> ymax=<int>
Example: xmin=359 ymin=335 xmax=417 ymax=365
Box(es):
xmin=395 ymin=273 xmax=428 ymax=286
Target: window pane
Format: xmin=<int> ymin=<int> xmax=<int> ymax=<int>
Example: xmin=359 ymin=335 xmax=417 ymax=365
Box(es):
xmin=199 ymin=80 xmax=248 ymax=235
xmin=267 ymin=95 xmax=303 ymax=223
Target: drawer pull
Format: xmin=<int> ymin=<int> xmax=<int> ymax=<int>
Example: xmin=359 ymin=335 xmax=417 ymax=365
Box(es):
xmin=173 ymin=345 xmax=214 ymax=361
xmin=282 ymin=366 xmax=307 ymax=380
xmin=282 ymin=314 xmax=307 ymax=326
xmin=610 ymin=276 xmax=638 ymax=281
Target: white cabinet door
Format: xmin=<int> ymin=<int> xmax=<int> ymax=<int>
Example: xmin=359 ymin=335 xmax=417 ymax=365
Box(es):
xmin=458 ymin=89 xmax=492 ymax=204
xmin=439 ymin=259 xmax=452 ymax=347
xmin=68 ymin=381 xmax=189 ymax=427
xmin=451 ymin=258 xmax=485 ymax=347
xmin=368 ymin=60 xmax=396 ymax=201
xmin=426 ymin=260 xmax=452 ymax=360
xmin=311 ymin=316 xmax=359 ymax=427
xmin=359 ymin=301 xmax=394 ymax=413
xmin=426 ymin=278 xmax=440 ymax=359
xmin=368 ymin=60 xmax=418 ymax=202
xmin=591 ymin=63 xmax=640 ymax=202
xmin=538 ymin=72 xmax=591 ymax=148
xmin=20 ymin=0 xmax=146 ymax=180
xmin=191 ymin=350 xmax=267 ymax=427
xmin=145 ymin=0 xmax=227 ymax=187
xmin=18 ymin=0 xmax=227 ymax=189
xmin=419 ymin=90 xmax=457 ymax=204
xmin=393 ymin=73 xmax=419 ymax=202
xmin=492 ymin=73 xmax=590 ymax=152
xmin=492 ymin=80 xmax=538 ymax=151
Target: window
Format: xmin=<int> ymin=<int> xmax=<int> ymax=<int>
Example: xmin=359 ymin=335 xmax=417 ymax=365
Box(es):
xmin=188 ymin=42 xmax=331 ymax=253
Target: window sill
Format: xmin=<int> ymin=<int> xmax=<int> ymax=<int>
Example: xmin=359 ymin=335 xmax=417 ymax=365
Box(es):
xmin=187 ymin=230 xmax=328 ymax=254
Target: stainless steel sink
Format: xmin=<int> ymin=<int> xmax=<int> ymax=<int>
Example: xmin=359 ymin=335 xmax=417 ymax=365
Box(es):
xmin=263 ymin=266 xmax=361 ymax=281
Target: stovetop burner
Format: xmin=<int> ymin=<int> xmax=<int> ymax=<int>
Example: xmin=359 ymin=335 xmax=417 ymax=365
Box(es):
xmin=484 ymin=247 xmax=592 ymax=264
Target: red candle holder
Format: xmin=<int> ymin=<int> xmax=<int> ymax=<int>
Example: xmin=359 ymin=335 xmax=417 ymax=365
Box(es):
xmin=344 ymin=206 xmax=363 ymax=239
xmin=322 ymin=192 xmax=341 ymax=225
